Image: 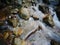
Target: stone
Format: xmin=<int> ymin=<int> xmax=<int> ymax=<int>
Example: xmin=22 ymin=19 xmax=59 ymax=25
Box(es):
xmin=19 ymin=7 xmax=30 ymax=20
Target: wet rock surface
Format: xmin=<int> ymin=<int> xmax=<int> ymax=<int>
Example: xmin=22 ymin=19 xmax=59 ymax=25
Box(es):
xmin=0 ymin=0 xmax=60 ymax=45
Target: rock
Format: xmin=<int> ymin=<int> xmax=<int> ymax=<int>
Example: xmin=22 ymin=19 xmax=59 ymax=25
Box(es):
xmin=51 ymin=40 xmax=60 ymax=45
xmin=11 ymin=8 xmax=19 ymax=14
xmin=3 ymin=32 xmax=9 ymax=39
xmin=14 ymin=37 xmax=31 ymax=45
xmin=43 ymin=0 xmax=50 ymax=4
xmin=43 ymin=14 xmax=54 ymax=27
xmin=0 ymin=33 xmax=3 ymax=39
xmin=38 ymin=5 xmax=49 ymax=14
xmin=14 ymin=37 xmax=21 ymax=45
xmin=8 ymin=15 xmax=19 ymax=27
xmin=13 ymin=27 xmax=23 ymax=36
xmin=19 ymin=7 xmax=30 ymax=20
xmin=55 ymin=6 xmax=60 ymax=21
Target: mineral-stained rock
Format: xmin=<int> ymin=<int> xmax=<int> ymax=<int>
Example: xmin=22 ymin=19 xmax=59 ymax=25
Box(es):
xmin=14 ymin=37 xmax=21 ymax=45
xmin=7 ymin=15 xmax=19 ymax=27
xmin=14 ymin=37 xmax=31 ymax=45
xmin=13 ymin=27 xmax=23 ymax=36
xmin=19 ymin=7 xmax=30 ymax=20
xmin=3 ymin=32 xmax=9 ymax=39
xmin=43 ymin=14 xmax=54 ymax=27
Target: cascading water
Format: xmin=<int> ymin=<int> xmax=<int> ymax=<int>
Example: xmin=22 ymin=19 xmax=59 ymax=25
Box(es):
xmin=0 ymin=0 xmax=60 ymax=45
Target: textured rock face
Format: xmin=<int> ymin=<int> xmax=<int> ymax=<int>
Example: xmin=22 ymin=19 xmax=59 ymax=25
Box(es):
xmin=0 ymin=0 xmax=60 ymax=45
